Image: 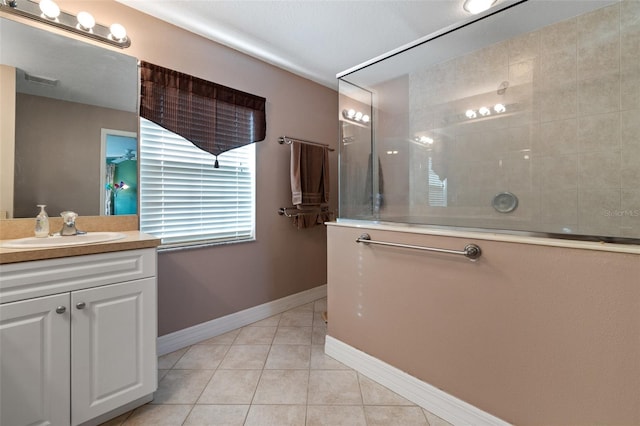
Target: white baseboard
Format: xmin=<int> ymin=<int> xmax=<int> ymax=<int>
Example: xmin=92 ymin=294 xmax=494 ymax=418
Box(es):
xmin=157 ymin=284 xmax=327 ymax=356
xmin=325 ymin=335 xmax=511 ymax=426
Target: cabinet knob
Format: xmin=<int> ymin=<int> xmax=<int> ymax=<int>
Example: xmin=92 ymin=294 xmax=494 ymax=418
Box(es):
xmin=55 ymin=306 xmax=66 ymax=314
xmin=76 ymin=302 xmax=86 ymax=310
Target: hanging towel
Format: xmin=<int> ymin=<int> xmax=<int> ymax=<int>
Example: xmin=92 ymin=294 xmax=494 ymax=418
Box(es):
xmin=290 ymin=142 xmax=332 ymax=229
xmin=291 ymin=142 xmax=329 ymax=206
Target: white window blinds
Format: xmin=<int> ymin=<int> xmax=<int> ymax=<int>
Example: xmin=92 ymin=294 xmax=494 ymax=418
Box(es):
xmin=140 ymin=118 xmax=255 ymax=246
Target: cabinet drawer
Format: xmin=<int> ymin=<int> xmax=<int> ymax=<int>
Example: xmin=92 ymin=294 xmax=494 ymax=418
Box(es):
xmin=0 ymin=249 xmax=156 ymax=304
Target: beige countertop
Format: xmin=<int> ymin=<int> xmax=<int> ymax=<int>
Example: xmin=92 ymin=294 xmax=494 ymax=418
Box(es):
xmin=0 ymin=231 xmax=161 ymax=264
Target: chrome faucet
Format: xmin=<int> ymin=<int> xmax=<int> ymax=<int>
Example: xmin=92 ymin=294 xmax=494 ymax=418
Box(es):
xmin=60 ymin=211 xmax=84 ymax=236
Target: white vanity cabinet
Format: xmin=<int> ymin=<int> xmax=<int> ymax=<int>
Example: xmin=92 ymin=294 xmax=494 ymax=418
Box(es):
xmin=0 ymin=248 xmax=157 ymax=426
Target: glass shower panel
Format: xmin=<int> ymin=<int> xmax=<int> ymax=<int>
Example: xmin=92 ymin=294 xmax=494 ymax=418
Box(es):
xmin=338 ymin=0 xmax=640 ymax=241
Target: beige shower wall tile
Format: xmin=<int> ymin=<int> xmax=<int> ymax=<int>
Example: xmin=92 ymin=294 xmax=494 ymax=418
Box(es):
xmin=540 ymin=188 xmax=578 ymax=225
xmin=577 ymin=4 xmax=620 ymax=82
xmin=578 ymin=73 xmax=620 ymax=116
xmin=540 ymin=18 xmax=577 ymax=56
xmin=509 ymin=59 xmax=537 ymax=86
xmin=577 ymin=112 xmax=621 ymax=153
xmin=540 ymin=82 xmax=577 ymax=122
xmin=621 ymin=151 xmax=640 ymax=189
xmin=621 ymin=109 xmax=640 ymax=152
xmin=539 ymin=49 xmax=577 ymax=87
xmin=536 ymin=118 xmax=577 ymax=156
xmin=578 ymin=188 xmax=622 ymax=236
xmin=621 ymin=189 xmax=640 ymax=235
xmin=621 ymin=0 xmax=640 ymax=32
xmin=578 ymin=38 xmax=620 ymax=82
xmin=509 ymin=31 xmax=540 ymax=64
xmin=621 ymin=68 xmax=640 ymax=111
xmin=504 ymin=151 xmax=533 ymax=191
xmin=579 ymin=151 xmax=621 ymax=189
xmin=577 ymin=3 xmax=620 ymax=48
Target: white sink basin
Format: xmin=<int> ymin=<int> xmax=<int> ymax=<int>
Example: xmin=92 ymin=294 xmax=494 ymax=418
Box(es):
xmin=1 ymin=232 xmax=127 ymax=249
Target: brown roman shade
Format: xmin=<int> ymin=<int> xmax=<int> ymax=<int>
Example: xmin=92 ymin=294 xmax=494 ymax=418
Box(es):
xmin=140 ymin=61 xmax=266 ymax=167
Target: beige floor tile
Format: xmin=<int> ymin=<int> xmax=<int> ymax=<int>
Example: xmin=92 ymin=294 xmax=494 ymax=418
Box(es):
xmin=279 ymin=310 xmax=314 ymax=326
xmin=218 ymin=345 xmax=270 ymax=369
xmin=158 ymin=369 xmax=170 ymax=382
xmin=249 ymin=314 xmax=281 ymax=327
xmin=234 ymin=326 xmax=277 ymax=344
xmin=99 ymin=411 xmax=132 ymax=426
xmin=173 ymin=344 xmax=229 ymax=369
xmin=358 ymin=374 xmax=414 ymax=405
xmin=197 ymin=369 xmax=261 ymax=404
xmin=311 ymin=326 xmax=327 ymax=345
xmin=273 ymin=326 xmax=312 ymax=345
xmin=305 ymin=405 xmax=367 ymax=426
xmin=364 ymin=406 xmax=428 ymax=426
xmin=122 ymin=404 xmax=192 ymax=425
xmin=308 ymin=370 xmax=362 ymax=405
xmin=152 ymin=370 xmax=214 ymax=404
xmin=244 ymin=405 xmax=306 ymax=426
xmin=288 ymin=302 xmax=314 ymax=312
xmin=252 ymin=370 xmax=309 ymax=404
xmin=184 ymin=405 xmax=249 ymax=426
xmin=264 ymin=345 xmax=311 ymax=369
xmin=313 ymin=312 xmax=327 ymax=326
xmin=310 ymin=345 xmax=350 ymax=370
xmin=424 ymin=410 xmax=455 ymax=426
xmin=157 ymin=347 xmax=189 ymax=369
xmin=197 ymin=329 xmax=241 ymax=345
xmin=313 ymin=298 xmax=327 ymax=313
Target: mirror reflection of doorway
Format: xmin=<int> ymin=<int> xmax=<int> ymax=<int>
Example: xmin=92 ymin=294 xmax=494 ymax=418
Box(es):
xmin=100 ymin=129 xmax=137 ymax=215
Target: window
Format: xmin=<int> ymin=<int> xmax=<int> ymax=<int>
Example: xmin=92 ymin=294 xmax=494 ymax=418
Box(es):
xmin=428 ymin=156 xmax=447 ymax=207
xmin=139 ymin=118 xmax=255 ymax=247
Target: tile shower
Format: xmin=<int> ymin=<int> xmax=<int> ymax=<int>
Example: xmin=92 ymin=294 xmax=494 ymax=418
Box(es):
xmin=339 ymin=0 xmax=640 ymax=242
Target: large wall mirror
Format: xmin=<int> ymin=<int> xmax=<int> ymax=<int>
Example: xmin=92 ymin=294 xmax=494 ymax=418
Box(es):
xmin=0 ymin=17 xmax=138 ymax=219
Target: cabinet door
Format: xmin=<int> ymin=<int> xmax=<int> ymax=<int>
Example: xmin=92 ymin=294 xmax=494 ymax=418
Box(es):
xmin=71 ymin=278 xmax=157 ymax=426
xmin=0 ymin=293 xmax=71 ymax=426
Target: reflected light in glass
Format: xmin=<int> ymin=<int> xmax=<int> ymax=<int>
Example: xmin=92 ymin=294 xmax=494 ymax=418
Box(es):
xmin=479 ymin=106 xmax=491 ymax=116
xmin=494 ymin=103 xmax=506 ymax=113
xmin=465 ymin=109 xmax=477 ymax=119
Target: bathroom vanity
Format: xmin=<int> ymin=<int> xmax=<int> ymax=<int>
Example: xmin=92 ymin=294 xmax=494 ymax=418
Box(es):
xmin=0 ymin=230 xmax=160 ymax=426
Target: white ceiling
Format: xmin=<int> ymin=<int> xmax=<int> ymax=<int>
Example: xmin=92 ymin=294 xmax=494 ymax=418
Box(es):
xmin=118 ymin=0 xmax=479 ymax=88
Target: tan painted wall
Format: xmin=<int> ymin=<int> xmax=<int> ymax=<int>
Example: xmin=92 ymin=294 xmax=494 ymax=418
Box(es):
xmin=327 ymin=224 xmax=640 ymax=425
xmin=42 ymin=0 xmax=339 ymax=335
xmin=0 ymin=65 xmax=15 ymax=219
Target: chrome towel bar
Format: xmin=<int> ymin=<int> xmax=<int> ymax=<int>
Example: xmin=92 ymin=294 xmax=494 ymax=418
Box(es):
xmin=356 ymin=233 xmax=482 ymax=261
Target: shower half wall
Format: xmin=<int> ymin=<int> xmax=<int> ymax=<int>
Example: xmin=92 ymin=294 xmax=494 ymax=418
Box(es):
xmin=329 ymin=1 xmax=640 ymax=425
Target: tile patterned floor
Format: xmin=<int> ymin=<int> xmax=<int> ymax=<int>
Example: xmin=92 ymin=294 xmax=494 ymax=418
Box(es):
xmin=102 ymin=298 xmax=453 ymax=426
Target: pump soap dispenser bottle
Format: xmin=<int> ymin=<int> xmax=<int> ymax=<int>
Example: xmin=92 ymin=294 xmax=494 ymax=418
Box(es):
xmin=34 ymin=204 xmax=50 ymax=238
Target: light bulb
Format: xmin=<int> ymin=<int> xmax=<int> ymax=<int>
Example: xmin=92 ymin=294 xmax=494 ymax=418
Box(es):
xmin=347 ymin=109 xmax=356 ymax=119
xmin=494 ymin=103 xmax=506 ymax=113
xmin=419 ymin=136 xmax=434 ymax=145
xmin=465 ymin=109 xmax=477 ymax=119
xmin=39 ymin=0 xmax=60 ymax=19
xmin=354 ymin=111 xmax=363 ymax=121
xmin=463 ymin=0 xmax=496 ymax=14
xmin=479 ymin=106 xmax=491 ymax=116
xmin=109 ymin=23 xmax=127 ymax=41
xmin=77 ymin=11 xmax=95 ymax=30
xmin=361 ymin=114 xmax=370 ymax=123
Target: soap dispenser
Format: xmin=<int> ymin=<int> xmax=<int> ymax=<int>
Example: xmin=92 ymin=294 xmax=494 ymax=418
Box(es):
xmin=34 ymin=204 xmax=50 ymax=238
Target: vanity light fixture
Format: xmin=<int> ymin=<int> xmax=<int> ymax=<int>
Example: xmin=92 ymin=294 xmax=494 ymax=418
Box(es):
xmin=76 ymin=11 xmax=95 ymax=31
xmin=414 ymin=135 xmax=434 ymax=145
xmin=465 ymin=103 xmax=507 ymax=120
xmin=342 ymin=109 xmax=370 ymax=125
xmin=463 ymin=0 xmax=497 ymax=15
xmin=0 ymin=0 xmax=131 ymax=48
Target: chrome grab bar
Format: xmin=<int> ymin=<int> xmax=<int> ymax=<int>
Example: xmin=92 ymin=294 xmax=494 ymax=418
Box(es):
xmin=356 ymin=233 xmax=482 ymax=261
